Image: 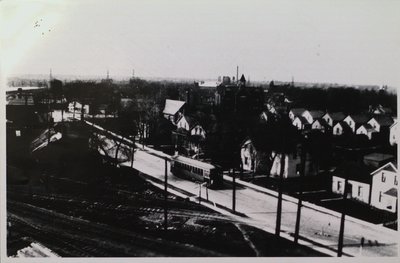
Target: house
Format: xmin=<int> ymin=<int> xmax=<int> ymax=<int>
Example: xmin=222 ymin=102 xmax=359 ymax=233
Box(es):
xmin=311 ymin=118 xmax=329 ymax=132
xmin=355 ymin=124 xmax=377 ymax=140
xmin=322 ymin=112 xmax=346 ymax=127
xmin=67 ymin=101 xmax=89 ymax=115
xmin=175 ymin=115 xmax=206 ymax=156
xmin=332 ymin=121 xmax=352 ymax=136
xmin=292 ymin=116 xmax=308 ymax=130
xmin=269 ymin=150 xmax=315 ymax=178
xmin=301 ymin=110 xmax=325 ymax=125
xmin=367 ymin=115 xmax=394 ymax=133
xmin=240 ymin=138 xmax=269 ymax=173
xmin=331 ymin=162 xmax=373 ymax=204
xmin=389 ymin=120 xmax=398 ymax=145
xmin=370 ymin=104 xmax=393 ymax=115
xmin=370 ymin=162 xmax=398 ymax=213
xmin=289 ymin=108 xmax=306 ymax=121
xmin=163 ymin=99 xmax=185 ymax=124
xmin=343 ymin=114 xmax=371 ymax=133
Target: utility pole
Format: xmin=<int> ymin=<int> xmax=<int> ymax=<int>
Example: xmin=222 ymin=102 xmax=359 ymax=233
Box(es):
xmin=232 ymin=167 xmax=236 ymax=212
xmin=294 ymin=138 xmax=307 ymax=243
xmin=275 ymin=152 xmax=285 ymax=236
xmin=164 ymin=157 xmax=168 ymax=231
xmin=337 ymin=162 xmax=349 ymax=256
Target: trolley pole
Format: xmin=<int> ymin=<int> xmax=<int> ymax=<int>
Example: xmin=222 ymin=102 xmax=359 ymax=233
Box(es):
xmin=232 ymin=168 xmax=236 ymax=212
xmin=294 ymin=140 xmax=307 ymax=243
xmin=164 ymin=157 xmax=168 ymax=231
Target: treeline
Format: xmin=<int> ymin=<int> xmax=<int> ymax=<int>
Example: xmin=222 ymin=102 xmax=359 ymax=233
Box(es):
xmin=267 ymin=85 xmax=397 ymax=114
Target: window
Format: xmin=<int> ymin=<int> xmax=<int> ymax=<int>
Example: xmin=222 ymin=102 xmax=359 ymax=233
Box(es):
xmin=382 ymin=172 xmax=386 ymax=183
xmin=336 ymin=128 xmax=340 ymax=134
xmin=358 ymin=186 xmax=363 ymax=197
xmin=395 ymin=176 xmax=398 ymax=186
xmin=15 ymin=130 xmax=21 ymax=137
xmin=337 ymin=181 xmax=342 ymax=192
xmin=244 ymin=157 xmax=248 ymax=165
xmin=379 ymin=191 xmax=383 ymax=202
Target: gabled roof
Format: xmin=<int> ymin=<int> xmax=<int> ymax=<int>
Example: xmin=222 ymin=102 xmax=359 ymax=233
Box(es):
xmin=390 ymin=120 xmax=398 ymax=129
xmin=357 ymin=123 xmax=376 ymax=132
xmin=163 ymin=99 xmax=185 ymax=115
xmin=313 ymin=118 xmax=329 ymax=127
xmin=383 ymin=188 xmax=398 ymax=198
xmin=294 ymin=116 xmax=308 ymax=124
xmin=349 ymin=114 xmax=370 ymax=124
xmin=326 ymin=112 xmax=346 ymax=122
xmin=335 ymin=121 xmax=351 ymax=132
xmin=370 ymin=162 xmax=397 ymax=176
xmin=370 ymin=115 xmax=394 ymax=127
xmin=185 ymin=116 xmax=198 ymax=130
xmin=290 ymin=108 xmax=306 ymax=116
xmin=308 ymin=110 xmax=325 ymax=119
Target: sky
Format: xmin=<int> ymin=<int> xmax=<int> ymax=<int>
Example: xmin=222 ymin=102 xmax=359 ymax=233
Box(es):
xmin=1 ymin=0 xmax=400 ymax=87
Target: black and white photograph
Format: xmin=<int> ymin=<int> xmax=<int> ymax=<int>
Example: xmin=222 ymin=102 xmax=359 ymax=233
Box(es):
xmin=1 ymin=0 xmax=399 ymax=260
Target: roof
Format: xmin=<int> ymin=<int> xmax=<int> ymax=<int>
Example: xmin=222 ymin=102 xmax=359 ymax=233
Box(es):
xmin=295 ymin=116 xmax=308 ymax=124
xmin=163 ymin=99 xmax=185 ymax=115
xmin=185 ymin=116 xmax=198 ymax=129
xmin=198 ymin=81 xmax=221 ymax=88
xmin=370 ymin=162 xmax=398 ymax=175
xmin=314 ymin=118 xmax=329 ymax=127
xmin=308 ymin=110 xmax=325 ymax=119
xmin=333 ymin=161 xmax=374 ymax=184
xmin=364 ymin=153 xmax=395 ymax=163
xmin=370 ymin=115 xmax=394 ymax=127
xmin=327 ymin=112 xmax=346 ymax=122
xmin=290 ymin=108 xmax=306 ymax=116
xmin=390 ymin=120 xmax=397 ymax=129
xmin=383 ymin=188 xmax=398 ymax=198
xmin=349 ymin=114 xmax=370 ymax=124
xmin=335 ymin=121 xmax=351 ymax=131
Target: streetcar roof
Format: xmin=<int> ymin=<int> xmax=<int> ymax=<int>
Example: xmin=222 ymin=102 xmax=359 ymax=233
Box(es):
xmin=172 ymin=155 xmax=216 ymax=170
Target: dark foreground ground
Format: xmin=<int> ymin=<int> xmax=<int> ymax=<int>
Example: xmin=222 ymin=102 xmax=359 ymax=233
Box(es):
xmin=7 ymin=122 xmax=326 ymax=257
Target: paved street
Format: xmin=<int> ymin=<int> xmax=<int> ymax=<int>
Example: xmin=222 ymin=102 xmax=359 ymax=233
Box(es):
xmin=119 ymin=148 xmax=398 ymax=257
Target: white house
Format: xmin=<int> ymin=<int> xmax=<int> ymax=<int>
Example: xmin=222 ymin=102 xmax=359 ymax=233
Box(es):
xmin=68 ymin=101 xmax=89 ymax=115
xmin=332 ymin=121 xmax=351 ymax=136
xmin=389 ymin=120 xmax=398 ymax=145
xmin=241 ymin=139 xmax=258 ymax=172
xmin=322 ymin=112 xmax=346 ymax=127
xmin=370 ymin=162 xmax=398 ymax=213
xmin=190 ymin=124 xmax=206 ymax=138
xmin=343 ymin=114 xmax=371 ymax=133
xmin=331 ymin=162 xmax=372 ymax=204
xmin=289 ymin=108 xmax=306 ymax=121
xmin=292 ymin=116 xmax=308 ymax=130
xmin=367 ymin=115 xmax=394 ymax=133
xmin=311 ymin=119 xmax=328 ymax=132
xmin=301 ymin=110 xmax=325 ymax=125
xmin=356 ymin=124 xmax=377 ymax=140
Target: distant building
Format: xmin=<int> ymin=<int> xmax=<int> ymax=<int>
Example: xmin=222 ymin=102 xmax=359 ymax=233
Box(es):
xmin=355 ymin=124 xmax=377 ymax=140
xmin=332 ymin=121 xmax=352 ymax=136
xmin=343 ymin=114 xmax=371 ymax=133
xmin=289 ymin=108 xmax=306 ymax=121
xmin=67 ymin=101 xmax=89 ymax=115
xmin=292 ymin=116 xmax=308 ymax=130
xmin=301 ymin=110 xmax=325 ymax=125
xmin=367 ymin=115 xmax=394 ymax=133
xmin=322 ymin=112 xmax=346 ymax=127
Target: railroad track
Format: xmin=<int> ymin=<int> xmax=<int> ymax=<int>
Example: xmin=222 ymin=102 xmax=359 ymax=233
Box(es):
xmin=7 ymin=200 xmax=227 ymax=257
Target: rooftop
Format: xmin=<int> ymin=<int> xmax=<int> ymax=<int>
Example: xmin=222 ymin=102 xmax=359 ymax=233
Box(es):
xmin=163 ymin=99 xmax=185 ymax=116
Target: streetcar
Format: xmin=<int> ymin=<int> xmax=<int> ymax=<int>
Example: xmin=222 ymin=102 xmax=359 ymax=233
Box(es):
xmin=170 ymin=155 xmax=223 ymax=188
